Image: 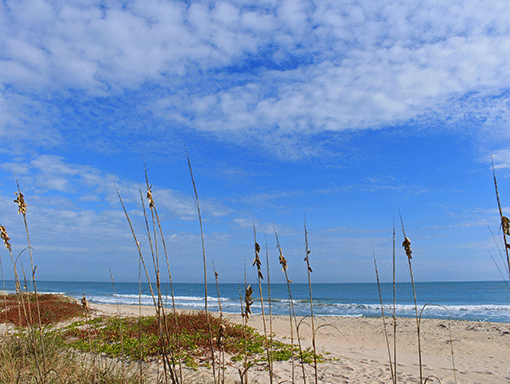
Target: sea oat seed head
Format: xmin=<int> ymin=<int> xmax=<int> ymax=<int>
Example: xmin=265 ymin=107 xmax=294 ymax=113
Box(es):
xmin=81 ymin=295 xmax=90 ymax=311
xmin=0 ymin=225 xmax=11 ymax=251
xmin=217 ymin=323 xmax=226 ymax=347
xmin=244 ymin=285 xmax=254 ymax=318
xmin=253 ymin=241 xmax=263 ymax=277
xmin=502 ymin=216 xmax=510 ymax=236
xmin=146 ymin=188 xmax=155 ymax=208
xmin=402 ymin=237 xmax=412 ymax=259
xmin=14 ymin=192 xmax=27 ymax=214
xmin=279 ymin=250 xmax=288 ymax=271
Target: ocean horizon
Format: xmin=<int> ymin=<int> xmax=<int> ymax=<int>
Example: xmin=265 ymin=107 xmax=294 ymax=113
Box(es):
xmin=2 ymin=280 xmax=509 ymax=323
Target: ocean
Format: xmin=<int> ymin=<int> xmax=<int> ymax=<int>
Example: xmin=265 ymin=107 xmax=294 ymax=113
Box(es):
xmin=2 ymin=280 xmax=510 ymax=323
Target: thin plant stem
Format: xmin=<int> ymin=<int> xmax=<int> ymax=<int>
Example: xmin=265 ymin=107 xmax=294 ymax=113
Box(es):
xmin=140 ymin=186 xmax=161 ymax=317
xmin=274 ymin=225 xmax=307 ymax=384
xmin=491 ymin=157 xmax=510 ymax=277
xmin=115 ymin=183 xmax=158 ymax=310
xmin=392 ymin=220 xmax=397 ymax=384
xmin=487 ymin=225 xmax=510 ymax=282
xmin=140 ymin=183 xmax=176 ymax=384
xmin=0 ymin=254 xmax=6 ymax=327
xmin=372 ymin=246 xmax=395 ymax=383
xmin=253 ymin=226 xmax=272 ymax=384
xmin=238 ymin=286 xmax=248 ymax=384
xmin=304 ymin=217 xmax=317 ymax=384
xmin=399 ymin=210 xmax=422 ymax=384
xmin=145 ymin=167 xmax=183 ymax=383
xmin=139 ymin=254 xmax=143 ymax=384
xmin=213 ymin=261 xmax=225 ymax=384
xmin=186 ymin=150 xmax=216 ymax=382
xmin=265 ymin=239 xmax=274 ymax=378
xmin=15 ymin=182 xmax=47 ymax=383
xmin=153 ymin=202 xmax=183 ymax=384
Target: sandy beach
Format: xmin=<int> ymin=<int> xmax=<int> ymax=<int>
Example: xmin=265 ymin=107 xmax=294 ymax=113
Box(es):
xmin=87 ymin=302 xmax=510 ymax=384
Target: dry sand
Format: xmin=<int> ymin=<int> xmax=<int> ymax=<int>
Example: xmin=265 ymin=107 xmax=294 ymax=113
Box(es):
xmin=88 ymin=302 xmax=510 ymax=384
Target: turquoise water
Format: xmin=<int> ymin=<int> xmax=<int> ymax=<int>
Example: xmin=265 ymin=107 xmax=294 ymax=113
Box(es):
xmin=3 ymin=280 xmax=510 ymax=322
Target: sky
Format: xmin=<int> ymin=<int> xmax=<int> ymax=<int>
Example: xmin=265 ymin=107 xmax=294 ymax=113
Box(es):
xmin=1 ymin=0 xmax=510 ymax=284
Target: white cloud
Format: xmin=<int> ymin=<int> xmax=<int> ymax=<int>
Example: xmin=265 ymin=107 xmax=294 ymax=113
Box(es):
xmin=491 ymin=149 xmax=510 ymax=169
xmin=2 ymin=0 xmax=510 ymax=158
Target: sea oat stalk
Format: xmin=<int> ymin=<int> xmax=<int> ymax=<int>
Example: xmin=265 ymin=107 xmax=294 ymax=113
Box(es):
xmin=115 ymin=183 xmax=158 ymax=309
xmin=145 ymin=168 xmax=183 ymax=384
xmin=253 ymin=226 xmax=273 ymax=383
xmin=399 ymin=210 xmax=423 ymax=384
xmin=15 ymin=183 xmax=47 ymax=382
xmin=140 ymin=186 xmax=176 ymax=384
xmin=372 ymin=246 xmax=395 ymax=383
xmin=265 ymin=240 xmax=274 ymax=377
xmin=213 ymin=262 xmax=225 ymax=384
xmin=187 ymin=151 xmax=216 ymax=381
xmin=392 ymin=220 xmax=397 ymax=384
xmin=274 ymin=225 xmax=307 ymax=384
xmin=304 ymin=217 xmax=318 ymax=384
xmin=491 ymin=157 xmax=510 ymax=277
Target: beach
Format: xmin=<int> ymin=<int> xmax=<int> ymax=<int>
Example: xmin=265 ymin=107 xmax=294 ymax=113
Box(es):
xmin=89 ymin=302 xmax=510 ymax=384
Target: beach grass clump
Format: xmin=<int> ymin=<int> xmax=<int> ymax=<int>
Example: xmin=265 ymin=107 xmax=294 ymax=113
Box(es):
xmin=0 ymin=330 xmax=144 ymax=383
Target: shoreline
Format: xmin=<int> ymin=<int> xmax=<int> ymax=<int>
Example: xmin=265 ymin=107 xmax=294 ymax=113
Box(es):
xmin=87 ymin=301 xmax=510 ymax=384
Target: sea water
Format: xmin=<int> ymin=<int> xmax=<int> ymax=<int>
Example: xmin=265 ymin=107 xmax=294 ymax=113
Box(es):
xmin=2 ymin=280 xmax=510 ymax=323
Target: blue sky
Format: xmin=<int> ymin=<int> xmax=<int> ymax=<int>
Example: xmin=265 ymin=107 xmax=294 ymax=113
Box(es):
xmin=1 ymin=0 xmax=510 ymax=284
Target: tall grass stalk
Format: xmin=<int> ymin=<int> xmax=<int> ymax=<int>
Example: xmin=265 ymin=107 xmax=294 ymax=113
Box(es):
xmin=213 ymin=261 xmax=225 ymax=384
xmin=238 ymin=286 xmax=249 ymax=384
xmin=399 ymin=210 xmax=423 ymax=384
xmin=138 ymin=187 xmax=166 ymax=383
xmin=265 ymin=240 xmax=274 ymax=378
xmin=273 ymin=226 xmax=295 ymax=383
xmin=253 ymin=226 xmax=273 ymax=384
xmin=303 ymin=217 xmax=317 ymax=384
xmin=2 ymin=225 xmax=28 ymax=329
xmin=146 ymin=168 xmax=183 ymax=384
xmin=491 ymin=158 xmax=510 ymax=277
xmin=487 ymin=226 xmax=510 ymax=289
xmin=138 ymin=251 xmax=143 ymax=383
xmin=141 ymin=184 xmax=178 ymax=384
xmin=274 ymin=225 xmax=307 ymax=384
xmin=140 ymin=185 xmax=162 ymax=316
xmin=186 ymin=151 xmax=216 ymax=382
xmin=392 ymin=221 xmax=397 ymax=384
xmin=372 ymin=247 xmax=395 ymax=384
xmin=115 ymin=183 xmax=158 ymax=310
xmin=0 ymin=253 xmax=6 ymax=326
xmin=15 ymin=183 xmax=47 ymax=383
xmin=145 ymin=173 xmax=183 ymax=383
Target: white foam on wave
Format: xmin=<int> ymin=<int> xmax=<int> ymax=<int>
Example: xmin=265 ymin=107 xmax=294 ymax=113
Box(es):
xmin=113 ymin=293 xmax=222 ymax=302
